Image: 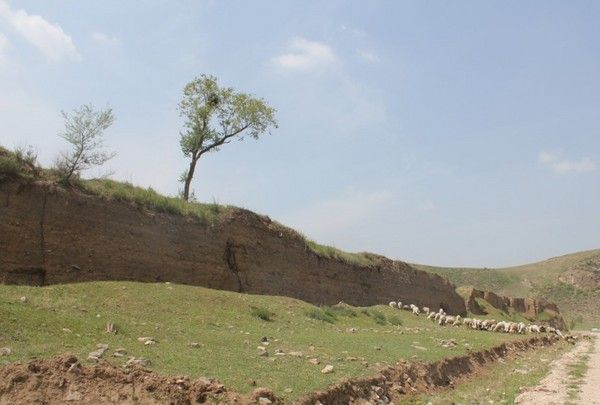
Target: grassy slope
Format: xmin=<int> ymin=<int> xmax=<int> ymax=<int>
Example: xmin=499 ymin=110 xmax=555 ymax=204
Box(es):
xmin=0 ymin=282 xmax=532 ymax=400
xmin=415 ymin=249 xmax=600 ymax=329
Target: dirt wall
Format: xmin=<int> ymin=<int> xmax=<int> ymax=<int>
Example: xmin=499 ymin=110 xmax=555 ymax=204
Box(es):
xmin=0 ymin=181 xmax=466 ymax=314
xmin=466 ymin=288 xmax=565 ymax=329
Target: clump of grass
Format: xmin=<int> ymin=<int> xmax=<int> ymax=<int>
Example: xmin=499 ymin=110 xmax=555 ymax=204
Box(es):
xmin=305 ymin=307 xmax=337 ymax=324
xmin=0 ymin=146 xmax=38 ymax=181
xmin=370 ymin=310 xmax=387 ymax=325
xmin=250 ymin=306 xmax=274 ymax=322
xmin=328 ymin=304 xmax=357 ymax=318
xmin=306 ymin=240 xmax=375 ymax=268
xmin=81 ymin=179 xmax=229 ymax=224
xmin=387 ymin=315 xmax=403 ymax=326
xmin=360 ymin=309 xmax=388 ymax=325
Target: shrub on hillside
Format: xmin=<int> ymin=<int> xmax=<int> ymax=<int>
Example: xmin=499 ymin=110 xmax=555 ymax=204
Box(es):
xmin=250 ymin=306 xmax=274 ymax=322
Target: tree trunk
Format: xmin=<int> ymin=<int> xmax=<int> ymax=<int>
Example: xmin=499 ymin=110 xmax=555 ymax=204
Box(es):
xmin=183 ymin=157 xmax=199 ymax=201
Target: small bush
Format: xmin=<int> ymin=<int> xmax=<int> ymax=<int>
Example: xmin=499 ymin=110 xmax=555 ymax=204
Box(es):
xmin=359 ymin=309 xmax=388 ymax=325
xmin=370 ymin=310 xmax=387 ymax=325
xmin=0 ymin=155 xmax=22 ymax=177
xmin=305 ymin=307 xmax=337 ymax=324
xmin=328 ymin=305 xmax=357 ymax=317
xmin=387 ymin=315 xmax=403 ymax=326
xmin=250 ymin=306 xmax=273 ymax=322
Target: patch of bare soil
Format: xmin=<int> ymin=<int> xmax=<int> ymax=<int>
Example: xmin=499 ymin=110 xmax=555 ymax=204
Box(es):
xmin=298 ymin=336 xmax=558 ymax=405
xmin=514 ymin=336 xmax=592 ymax=405
xmin=0 ymin=354 xmax=281 ymax=404
xmin=578 ymin=334 xmax=600 ymax=405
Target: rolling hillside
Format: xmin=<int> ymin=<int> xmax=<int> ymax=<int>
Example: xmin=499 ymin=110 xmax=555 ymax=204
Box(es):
xmin=415 ymin=249 xmax=600 ymax=329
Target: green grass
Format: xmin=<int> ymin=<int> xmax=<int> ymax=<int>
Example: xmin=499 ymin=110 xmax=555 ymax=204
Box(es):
xmin=306 ymin=240 xmax=375 ymax=267
xmin=407 ymin=340 xmax=570 ymax=404
xmin=0 ymin=282 xmax=532 ymax=400
xmin=80 ymin=179 xmax=229 ymax=225
xmin=250 ymin=306 xmax=274 ymax=322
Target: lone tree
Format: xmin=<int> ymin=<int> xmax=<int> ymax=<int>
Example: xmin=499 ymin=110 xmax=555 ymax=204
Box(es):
xmin=55 ymin=104 xmax=115 ymax=183
xmin=178 ymin=74 xmax=277 ymax=201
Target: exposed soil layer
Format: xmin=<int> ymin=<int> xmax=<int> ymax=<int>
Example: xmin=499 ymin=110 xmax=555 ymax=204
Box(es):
xmin=0 ymin=180 xmax=465 ymax=314
xmin=0 ymin=337 xmax=558 ymax=404
xmin=0 ymin=354 xmax=281 ymax=404
xmin=297 ymin=336 xmax=559 ymax=405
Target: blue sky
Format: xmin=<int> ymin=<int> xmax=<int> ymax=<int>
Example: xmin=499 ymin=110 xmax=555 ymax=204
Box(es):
xmin=1 ymin=1 xmax=599 ymax=267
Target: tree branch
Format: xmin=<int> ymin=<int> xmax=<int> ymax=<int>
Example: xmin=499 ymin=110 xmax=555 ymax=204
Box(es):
xmin=199 ymin=123 xmax=250 ymax=155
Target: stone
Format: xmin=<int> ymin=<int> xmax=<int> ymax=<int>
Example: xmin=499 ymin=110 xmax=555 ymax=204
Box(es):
xmin=258 ymin=398 xmax=272 ymax=405
xmin=260 ymin=336 xmax=269 ymax=342
xmin=189 ymin=342 xmax=201 ymax=348
xmin=19 ymin=296 xmax=27 ymax=303
xmin=0 ymin=347 xmax=12 ymax=356
xmin=288 ymin=351 xmax=304 ymax=357
xmin=309 ymin=358 xmax=320 ymax=365
xmin=113 ymin=348 xmax=127 ymax=357
xmin=284 ymin=388 xmax=293 ymax=393
xmin=144 ymin=339 xmax=157 ymax=345
xmin=88 ymin=343 xmax=108 ymax=360
xmin=125 ymin=357 xmax=151 ymax=367
xmin=62 ymin=328 xmax=72 ymax=333
xmin=321 ymin=364 xmax=334 ymax=374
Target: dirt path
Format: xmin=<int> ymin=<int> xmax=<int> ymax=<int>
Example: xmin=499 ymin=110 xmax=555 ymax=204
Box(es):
xmin=578 ymin=333 xmax=600 ymax=404
xmin=514 ymin=338 xmax=592 ymax=405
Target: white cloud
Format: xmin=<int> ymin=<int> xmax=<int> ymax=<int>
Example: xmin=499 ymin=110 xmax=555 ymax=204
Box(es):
xmin=538 ymin=151 xmax=596 ymax=174
xmin=271 ymin=37 xmax=336 ymax=71
xmin=357 ymin=49 xmax=380 ymax=64
xmin=0 ymin=1 xmax=79 ymax=61
xmin=92 ymin=31 xmax=120 ymax=46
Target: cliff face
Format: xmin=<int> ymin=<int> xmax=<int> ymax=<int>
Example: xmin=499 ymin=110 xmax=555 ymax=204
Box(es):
xmin=466 ymin=288 xmax=565 ymax=329
xmin=0 ymin=181 xmax=466 ymax=314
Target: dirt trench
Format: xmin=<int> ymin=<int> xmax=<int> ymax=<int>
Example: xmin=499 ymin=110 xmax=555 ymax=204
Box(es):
xmin=0 ymin=336 xmax=558 ymax=404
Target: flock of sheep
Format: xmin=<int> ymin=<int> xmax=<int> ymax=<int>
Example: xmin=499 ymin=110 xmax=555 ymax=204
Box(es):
xmin=388 ymin=301 xmax=565 ymax=339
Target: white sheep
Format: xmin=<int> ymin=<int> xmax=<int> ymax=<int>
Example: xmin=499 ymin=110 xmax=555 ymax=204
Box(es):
xmin=493 ymin=321 xmax=507 ymax=332
xmin=403 ymin=304 xmax=411 ymax=310
xmin=422 ymin=306 xmax=430 ymax=314
xmin=517 ymin=322 xmax=526 ymax=334
xmin=527 ymin=324 xmax=540 ymax=333
xmin=452 ymin=315 xmax=463 ymax=326
xmin=388 ymin=301 xmax=398 ymax=309
xmin=397 ymin=301 xmax=402 ymax=309
xmin=411 ymin=305 xmax=420 ymax=315
xmin=427 ymin=312 xmax=436 ymax=320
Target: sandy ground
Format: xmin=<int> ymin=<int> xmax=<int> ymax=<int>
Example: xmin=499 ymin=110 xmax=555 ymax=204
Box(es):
xmin=578 ymin=333 xmax=600 ymax=404
xmin=514 ymin=338 xmax=593 ymax=405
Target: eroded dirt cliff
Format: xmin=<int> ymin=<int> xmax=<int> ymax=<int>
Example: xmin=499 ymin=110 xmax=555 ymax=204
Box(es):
xmin=0 ymin=180 xmax=466 ymax=314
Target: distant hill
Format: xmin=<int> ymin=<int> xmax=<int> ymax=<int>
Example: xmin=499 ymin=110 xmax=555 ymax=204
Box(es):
xmin=415 ymin=249 xmax=600 ymax=329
